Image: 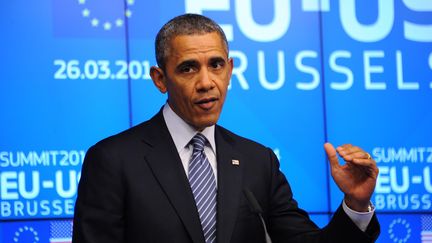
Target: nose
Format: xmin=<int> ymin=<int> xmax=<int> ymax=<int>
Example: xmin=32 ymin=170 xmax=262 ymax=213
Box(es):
xmin=196 ymin=68 xmax=215 ymax=92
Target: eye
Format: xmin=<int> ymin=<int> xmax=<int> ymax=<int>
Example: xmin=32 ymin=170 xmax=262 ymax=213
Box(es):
xmin=177 ymin=61 xmax=198 ymax=74
xmin=210 ymin=59 xmax=225 ymax=70
xmin=180 ymin=65 xmax=194 ymax=73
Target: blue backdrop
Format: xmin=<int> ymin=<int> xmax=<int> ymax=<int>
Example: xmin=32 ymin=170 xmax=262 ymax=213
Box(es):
xmin=1 ymin=0 xmax=431 ymax=242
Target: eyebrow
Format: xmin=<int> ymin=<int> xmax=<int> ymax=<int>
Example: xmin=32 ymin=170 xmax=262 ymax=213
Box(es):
xmin=208 ymin=56 xmax=226 ymax=64
xmin=176 ymin=56 xmax=227 ymax=70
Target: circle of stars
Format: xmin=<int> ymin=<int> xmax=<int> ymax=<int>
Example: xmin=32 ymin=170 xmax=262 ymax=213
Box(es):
xmin=388 ymin=218 xmax=411 ymax=243
xmin=78 ymin=0 xmax=134 ymax=31
xmin=13 ymin=226 xmax=39 ymax=243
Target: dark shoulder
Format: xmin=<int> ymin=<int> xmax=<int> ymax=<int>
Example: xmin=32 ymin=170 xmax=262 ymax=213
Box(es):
xmin=92 ymin=113 xmax=162 ymax=151
xmin=216 ymin=125 xmax=271 ymax=153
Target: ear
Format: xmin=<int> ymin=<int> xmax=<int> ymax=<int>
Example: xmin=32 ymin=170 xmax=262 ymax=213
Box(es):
xmin=227 ymin=57 xmax=234 ymax=80
xmin=150 ymin=66 xmax=167 ymax=93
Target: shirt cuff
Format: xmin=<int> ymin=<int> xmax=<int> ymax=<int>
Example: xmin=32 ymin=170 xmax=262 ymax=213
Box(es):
xmin=342 ymin=200 xmax=374 ymax=232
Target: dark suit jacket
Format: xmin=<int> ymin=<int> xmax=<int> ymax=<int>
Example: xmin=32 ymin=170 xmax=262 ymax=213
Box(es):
xmin=73 ymin=110 xmax=380 ymax=243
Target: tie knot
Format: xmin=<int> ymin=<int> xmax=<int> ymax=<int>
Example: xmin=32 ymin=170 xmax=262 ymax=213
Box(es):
xmin=191 ymin=133 xmax=207 ymax=153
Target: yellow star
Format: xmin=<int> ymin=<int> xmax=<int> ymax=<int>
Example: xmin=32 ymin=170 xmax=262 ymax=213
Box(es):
xmin=125 ymin=9 xmax=132 ymax=18
xmin=104 ymin=22 xmax=112 ymax=30
xmin=115 ymin=19 xmax=123 ymax=27
xmin=82 ymin=8 xmax=90 ymax=17
xmin=91 ymin=18 xmax=99 ymax=27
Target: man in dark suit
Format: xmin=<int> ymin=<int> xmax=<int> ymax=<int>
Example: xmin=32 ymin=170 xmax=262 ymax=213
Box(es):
xmin=73 ymin=14 xmax=380 ymax=243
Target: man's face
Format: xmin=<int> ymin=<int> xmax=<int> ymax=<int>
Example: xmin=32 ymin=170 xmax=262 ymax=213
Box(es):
xmin=151 ymin=32 xmax=233 ymax=131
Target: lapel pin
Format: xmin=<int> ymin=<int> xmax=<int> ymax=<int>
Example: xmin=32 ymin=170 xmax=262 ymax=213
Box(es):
xmin=231 ymin=159 xmax=240 ymax=166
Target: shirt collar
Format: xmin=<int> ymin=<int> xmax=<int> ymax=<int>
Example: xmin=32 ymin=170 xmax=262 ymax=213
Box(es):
xmin=162 ymin=103 xmax=216 ymax=154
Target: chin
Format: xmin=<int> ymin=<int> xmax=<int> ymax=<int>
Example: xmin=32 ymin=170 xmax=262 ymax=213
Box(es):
xmin=193 ymin=118 xmax=218 ymax=130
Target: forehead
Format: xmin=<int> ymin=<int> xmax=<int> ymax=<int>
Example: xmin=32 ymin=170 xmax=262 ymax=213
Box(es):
xmin=169 ymin=32 xmax=228 ymax=60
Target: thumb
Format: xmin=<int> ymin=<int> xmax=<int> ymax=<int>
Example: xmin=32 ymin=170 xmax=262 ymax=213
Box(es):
xmin=324 ymin=142 xmax=339 ymax=168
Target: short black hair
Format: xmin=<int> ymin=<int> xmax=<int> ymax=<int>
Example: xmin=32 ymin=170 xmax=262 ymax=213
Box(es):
xmin=155 ymin=14 xmax=229 ymax=70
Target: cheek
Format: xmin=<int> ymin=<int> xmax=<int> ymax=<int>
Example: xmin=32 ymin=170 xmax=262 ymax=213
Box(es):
xmin=170 ymin=82 xmax=192 ymax=99
xmin=176 ymin=86 xmax=196 ymax=110
xmin=218 ymin=81 xmax=229 ymax=97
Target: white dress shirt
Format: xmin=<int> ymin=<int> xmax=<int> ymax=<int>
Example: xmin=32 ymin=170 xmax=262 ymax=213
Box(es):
xmin=162 ymin=103 xmax=373 ymax=232
xmin=163 ymin=104 xmax=218 ymax=183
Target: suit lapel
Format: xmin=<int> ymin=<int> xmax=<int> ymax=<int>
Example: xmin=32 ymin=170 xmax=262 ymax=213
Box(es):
xmin=215 ymin=126 xmax=243 ymax=243
xmin=142 ymin=112 xmax=205 ymax=243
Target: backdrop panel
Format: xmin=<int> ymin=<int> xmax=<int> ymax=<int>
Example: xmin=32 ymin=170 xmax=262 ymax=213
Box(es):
xmin=322 ymin=0 xmax=432 ymax=213
xmin=0 ymin=0 xmax=131 ymax=220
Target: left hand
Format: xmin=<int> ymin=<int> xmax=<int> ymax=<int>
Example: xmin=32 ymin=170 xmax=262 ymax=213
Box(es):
xmin=324 ymin=143 xmax=379 ymax=212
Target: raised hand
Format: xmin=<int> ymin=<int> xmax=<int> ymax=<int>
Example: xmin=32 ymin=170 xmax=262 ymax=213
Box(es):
xmin=324 ymin=143 xmax=379 ymax=212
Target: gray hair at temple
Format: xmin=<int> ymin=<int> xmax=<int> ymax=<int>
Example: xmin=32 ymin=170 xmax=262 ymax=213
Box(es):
xmin=155 ymin=13 xmax=229 ymax=71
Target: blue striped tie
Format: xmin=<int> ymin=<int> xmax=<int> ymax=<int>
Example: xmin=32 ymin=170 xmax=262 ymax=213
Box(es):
xmin=188 ymin=133 xmax=217 ymax=243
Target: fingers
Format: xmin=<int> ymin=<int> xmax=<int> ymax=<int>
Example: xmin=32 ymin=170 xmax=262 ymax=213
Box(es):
xmin=337 ymin=144 xmax=372 ymax=162
xmin=336 ymin=144 xmax=378 ymax=175
xmin=350 ymin=157 xmax=378 ymax=170
xmin=325 ymin=143 xmax=377 ymax=173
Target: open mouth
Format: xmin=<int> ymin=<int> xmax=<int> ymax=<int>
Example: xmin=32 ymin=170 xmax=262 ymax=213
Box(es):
xmin=195 ymin=97 xmax=218 ymax=110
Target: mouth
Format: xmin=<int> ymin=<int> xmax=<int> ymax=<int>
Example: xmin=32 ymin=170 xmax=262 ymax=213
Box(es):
xmin=195 ymin=97 xmax=219 ymax=110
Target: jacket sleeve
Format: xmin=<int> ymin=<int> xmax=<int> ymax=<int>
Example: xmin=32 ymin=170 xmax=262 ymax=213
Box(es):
xmin=72 ymin=144 xmax=125 ymax=243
